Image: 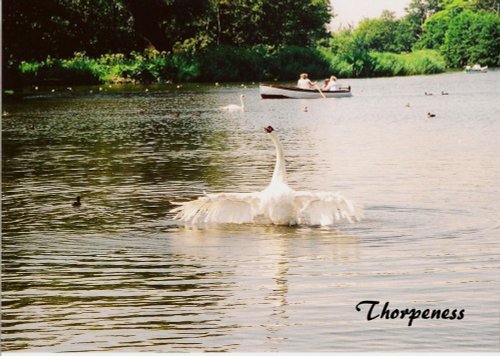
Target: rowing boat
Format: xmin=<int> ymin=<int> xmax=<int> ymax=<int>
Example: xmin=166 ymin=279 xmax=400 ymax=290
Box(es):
xmin=259 ymin=83 xmax=352 ymax=99
xmin=464 ymin=64 xmax=488 ymax=73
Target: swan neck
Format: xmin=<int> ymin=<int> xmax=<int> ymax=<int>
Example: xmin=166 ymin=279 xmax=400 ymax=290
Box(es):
xmin=269 ymin=132 xmax=287 ymax=184
xmin=240 ymin=96 xmax=244 ymax=108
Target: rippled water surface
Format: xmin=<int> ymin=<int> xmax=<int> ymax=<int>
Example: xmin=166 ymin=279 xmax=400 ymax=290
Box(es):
xmin=2 ymin=72 xmax=499 ymax=352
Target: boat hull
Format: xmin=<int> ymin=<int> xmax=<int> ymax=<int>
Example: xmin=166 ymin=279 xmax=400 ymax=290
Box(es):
xmin=259 ymin=84 xmax=352 ymax=99
xmin=464 ymin=69 xmax=488 ymax=73
xmin=464 ymin=65 xmax=488 ymax=73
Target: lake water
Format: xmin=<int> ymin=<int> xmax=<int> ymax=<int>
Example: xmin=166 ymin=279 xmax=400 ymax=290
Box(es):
xmin=2 ymin=71 xmax=499 ymax=352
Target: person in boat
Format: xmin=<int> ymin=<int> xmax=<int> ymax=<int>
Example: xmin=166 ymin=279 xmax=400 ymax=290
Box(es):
xmin=323 ymin=76 xmax=339 ymax=91
xmin=322 ymin=78 xmax=330 ymax=90
xmin=297 ymin=73 xmax=316 ymax=89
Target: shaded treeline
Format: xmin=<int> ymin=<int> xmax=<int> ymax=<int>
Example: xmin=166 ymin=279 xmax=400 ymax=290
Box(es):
xmin=2 ymin=0 xmax=499 ymax=92
xmin=17 ymin=47 xmax=446 ymax=86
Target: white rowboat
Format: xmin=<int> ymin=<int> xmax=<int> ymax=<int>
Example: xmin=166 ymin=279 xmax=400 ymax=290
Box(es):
xmin=260 ymin=83 xmax=352 ymax=99
xmin=464 ymin=64 xmax=488 ymax=73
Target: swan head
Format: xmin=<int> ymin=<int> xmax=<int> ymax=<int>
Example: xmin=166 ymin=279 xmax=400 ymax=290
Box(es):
xmin=264 ymin=126 xmax=274 ymax=133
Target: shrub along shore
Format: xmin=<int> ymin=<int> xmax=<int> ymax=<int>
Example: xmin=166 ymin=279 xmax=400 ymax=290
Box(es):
xmin=18 ymin=46 xmax=447 ymax=87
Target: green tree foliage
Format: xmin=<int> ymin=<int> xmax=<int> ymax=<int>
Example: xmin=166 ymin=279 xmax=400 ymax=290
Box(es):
xmin=327 ymin=11 xmax=420 ymax=76
xmin=471 ymin=0 xmax=500 ymax=13
xmin=405 ymin=0 xmax=443 ymax=27
xmin=415 ymin=9 xmax=454 ymax=49
xmin=327 ymin=29 xmax=372 ymax=77
xmin=415 ymin=0 xmax=468 ymax=50
xmin=2 ymin=0 xmax=144 ymax=92
xmin=443 ymin=9 xmax=500 ymax=66
xmin=3 ymin=0 xmax=144 ymax=62
xmin=401 ymin=0 xmax=442 ymax=45
xmin=3 ymin=0 xmax=332 ymax=61
xmin=18 ymin=46 xmax=332 ymax=83
xmin=351 ymin=11 xmax=415 ymax=53
xmin=353 ymin=12 xmax=400 ymax=52
xmin=2 ymin=0 xmax=332 ymax=91
xmin=122 ymin=0 xmax=211 ymax=51
xmin=3 ymin=0 xmax=500 ymax=92
xmin=184 ymin=0 xmax=332 ymax=49
xmin=257 ymin=0 xmax=332 ymax=46
xmin=205 ymin=0 xmax=267 ymax=46
xmin=416 ymin=0 xmax=500 ymax=66
xmin=370 ymin=49 xmax=446 ymax=76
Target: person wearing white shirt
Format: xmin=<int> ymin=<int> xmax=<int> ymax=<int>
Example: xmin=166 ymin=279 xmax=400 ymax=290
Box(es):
xmin=324 ymin=76 xmax=338 ymax=91
xmin=297 ymin=73 xmax=316 ymax=89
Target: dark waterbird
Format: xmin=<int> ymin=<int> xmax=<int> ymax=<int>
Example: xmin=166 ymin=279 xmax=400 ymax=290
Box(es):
xmin=72 ymin=196 xmax=81 ymax=207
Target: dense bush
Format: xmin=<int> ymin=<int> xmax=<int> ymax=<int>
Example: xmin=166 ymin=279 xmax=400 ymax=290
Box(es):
xmin=272 ymin=46 xmax=331 ymax=81
xmin=318 ymin=48 xmax=446 ymax=78
xmin=416 ymin=2 xmax=500 ymax=67
xmin=18 ymin=46 xmax=449 ymax=86
xmin=370 ymin=50 xmax=446 ymax=76
xmin=20 ymin=54 xmax=102 ymax=85
xmin=196 ymin=45 xmax=266 ymax=82
xmin=443 ymin=10 xmax=500 ymax=67
xmin=18 ymin=46 xmax=343 ymax=85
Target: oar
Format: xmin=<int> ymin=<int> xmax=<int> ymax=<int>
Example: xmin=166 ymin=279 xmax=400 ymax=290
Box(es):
xmin=315 ymin=84 xmax=326 ymax=99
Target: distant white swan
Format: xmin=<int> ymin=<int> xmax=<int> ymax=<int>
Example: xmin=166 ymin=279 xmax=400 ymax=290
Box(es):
xmin=171 ymin=126 xmax=362 ymax=226
xmin=220 ymin=94 xmax=245 ymax=112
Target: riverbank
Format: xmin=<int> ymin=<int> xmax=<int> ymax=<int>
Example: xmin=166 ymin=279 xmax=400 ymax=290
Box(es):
xmin=12 ymin=46 xmax=447 ymax=88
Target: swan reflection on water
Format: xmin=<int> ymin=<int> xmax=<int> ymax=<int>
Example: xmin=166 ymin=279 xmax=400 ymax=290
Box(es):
xmin=171 ymin=126 xmax=362 ymax=227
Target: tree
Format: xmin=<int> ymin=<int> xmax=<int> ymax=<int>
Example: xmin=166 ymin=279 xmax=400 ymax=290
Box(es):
xmin=258 ymin=0 xmax=332 ymax=46
xmin=2 ymin=0 xmax=143 ymax=61
xmin=2 ymin=0 xmax=143 ymax=91
xmin=402 ymin=0 xmax=442 ymax=44
xmin=443 ymin=9 xmax=500 ymax=66
xmin=405 ymin=0 xmax=443 ymax=27
xmin=122 ymin=0 xmax=210 ymax=51
xmin=202 ymin=0 xmax=332 ymax=48
xmin=415 ymin=8 xmax=456 ymax=49
xmin=415 ymin=0 xmax=500 ymax=67
xmin=121 ymin=0 xmax=332 ymax=52
xmin=394 ymin=18 xmax=420 ymax=52
xmin=471 ymin=0 xmax=500 ymax=13
xmin=349 ymin=11 xmax=414 ymax=53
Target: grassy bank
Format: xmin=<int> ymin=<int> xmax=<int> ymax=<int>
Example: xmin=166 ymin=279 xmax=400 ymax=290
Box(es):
xmin=369 ymin=50 xmax=447 ymax=76
xmin=17 ymin=46 xmax=447 ymax=87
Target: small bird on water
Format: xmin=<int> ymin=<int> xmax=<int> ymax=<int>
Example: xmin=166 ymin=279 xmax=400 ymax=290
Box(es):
xmin=427 ymin=112 xmax=436 ymax=118
xmin=72 ymin=196 xmax=81 ymax=207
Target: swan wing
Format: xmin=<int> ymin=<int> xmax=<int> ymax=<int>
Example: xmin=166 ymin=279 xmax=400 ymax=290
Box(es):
xmin=171 ymin=192 xmax=262 ymax=225
xmin=293 ymin=191 xmax=362 ymax=225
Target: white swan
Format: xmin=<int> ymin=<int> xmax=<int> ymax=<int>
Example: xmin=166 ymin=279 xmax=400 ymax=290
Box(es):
xmin=220 ymin=94 xmax=245 ymax=112
xmin=171 ymin=126 xmax=362 ymax=226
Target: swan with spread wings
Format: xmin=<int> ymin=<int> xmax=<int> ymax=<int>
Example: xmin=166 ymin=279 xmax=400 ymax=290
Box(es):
xmin=171 ymin=126 xmax=361 ymax=226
